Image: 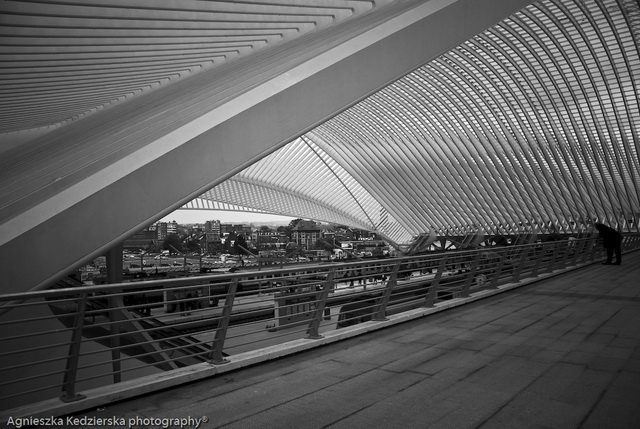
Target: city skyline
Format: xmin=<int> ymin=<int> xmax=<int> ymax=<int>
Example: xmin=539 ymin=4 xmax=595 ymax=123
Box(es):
xmin=159 ymin=209 xmax=297 ymax=226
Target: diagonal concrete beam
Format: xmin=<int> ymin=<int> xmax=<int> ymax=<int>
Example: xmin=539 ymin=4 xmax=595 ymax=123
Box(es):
xmin=0 ymin=0 xmax=533 ymax=293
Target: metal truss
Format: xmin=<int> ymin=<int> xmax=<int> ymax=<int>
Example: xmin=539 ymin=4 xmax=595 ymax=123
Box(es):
xmin=193 ymin=0 xmax=640 ymax=243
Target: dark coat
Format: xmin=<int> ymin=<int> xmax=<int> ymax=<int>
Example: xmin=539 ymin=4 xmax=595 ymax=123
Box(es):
xmin=594 ymin=223 xmax=622 ymax=247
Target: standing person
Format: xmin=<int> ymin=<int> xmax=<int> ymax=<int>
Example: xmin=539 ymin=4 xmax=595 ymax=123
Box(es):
xmin=594 ymin=223 xmax=622 ymax=265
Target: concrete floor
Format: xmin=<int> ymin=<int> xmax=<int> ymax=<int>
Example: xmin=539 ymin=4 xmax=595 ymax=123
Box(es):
xmin=78 ymin=251 xmax=640 ymax=428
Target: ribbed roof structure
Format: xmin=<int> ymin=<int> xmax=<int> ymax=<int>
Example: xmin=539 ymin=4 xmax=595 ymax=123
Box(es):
xmin=190 ymin=0 xmax=640 ymax=245
xmin=0 ymin=0 xmax=386 ymax=135
xmin=1 ymin=0 xmax=639 ymax=292
xmin=195 ymin=136 xmax=410 ymax=240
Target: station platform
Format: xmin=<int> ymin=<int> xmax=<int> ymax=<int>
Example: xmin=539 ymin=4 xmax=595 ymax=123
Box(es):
xmin=77 ymin=251 xmax=640 ymax=428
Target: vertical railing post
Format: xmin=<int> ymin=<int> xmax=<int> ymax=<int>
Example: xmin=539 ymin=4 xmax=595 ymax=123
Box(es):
xmin=105 ymin=245 xmax=123 ymax=384
xmin=562 ymin=240 xmax=573 ymax=268
xmin=574 ymin=239 xmax=584 ymax=264
xmin=554 ymin=240 xmax=565 ymax=270
xmin=589 ymin=237 xmax=599 ymax=261
xmin=424 ymin=256 xmax=447 ymax=307
xmin=108 ymin=293 xmax=124 ymax=384
xmin=581 ymin=238 xmax=592 ymax=263
xmin=552 ymin=241 xmax=561 ymax=270
xmin=209 ymin=277 xmax=239 ymax=364
xmin=60 ymin=292 xmax=88 ymax=403
xmin=532 ymin=244 xmax=544 ymax=277
xmin=307 ymin=270 xmax=335 ymax=339
xmin=373 ymin=262 xmax=400 ymax=321
xmin=558 ymin=240 xmax=569 ymax=269
xmin=567 ymin=240 xmax=580 ymax=267
xmin=490 ymin=251 xmax=506 ymax=289
xmin=548 ymin=241 xmax=560 ymax=272
xmin=461 ymin=252 xmax=481 ymax=297
xmin=108 ymin=289 xmax=124 ymax=383
xmin=513 ymin=248 xmax=528 ymax=282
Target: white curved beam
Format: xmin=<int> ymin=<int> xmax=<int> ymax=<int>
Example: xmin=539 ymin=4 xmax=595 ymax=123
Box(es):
xmin=0 ymin=0 xmax=532 ymax=293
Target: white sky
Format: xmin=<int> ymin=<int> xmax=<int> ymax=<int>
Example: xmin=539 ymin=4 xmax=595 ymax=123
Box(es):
xmin=159 ymin=209 xmax=297 ymax=225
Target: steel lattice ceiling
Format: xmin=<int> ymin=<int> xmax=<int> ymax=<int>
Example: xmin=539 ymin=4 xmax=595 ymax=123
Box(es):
xmin=1 ymin=0 xmax=639 ymax=249
xmin=0 ymin=0 xmax=392 ymax=137
xmin=186 ymin=0 xmax=640 ymax=245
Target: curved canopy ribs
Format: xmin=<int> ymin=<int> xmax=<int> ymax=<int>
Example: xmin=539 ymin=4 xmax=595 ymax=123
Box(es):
xmin=190 ymin=0 xmax=640 ymax=244
xmin=0 ymin=0 xmax=638 ymax=293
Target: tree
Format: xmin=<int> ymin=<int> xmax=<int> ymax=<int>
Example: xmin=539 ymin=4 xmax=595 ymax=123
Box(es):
xmin=280 ymin=218 xmax=303 ymax=242
xmin=289 ymin=218 xmax=303 ymax=229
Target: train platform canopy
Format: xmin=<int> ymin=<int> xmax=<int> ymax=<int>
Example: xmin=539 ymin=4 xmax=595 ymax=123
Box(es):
xmin=1 ymin=0 xmax=639 ymax=292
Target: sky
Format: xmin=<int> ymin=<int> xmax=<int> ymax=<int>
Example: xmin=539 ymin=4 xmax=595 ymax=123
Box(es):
xmin=159 ymin=209 xmax=297 ymax=225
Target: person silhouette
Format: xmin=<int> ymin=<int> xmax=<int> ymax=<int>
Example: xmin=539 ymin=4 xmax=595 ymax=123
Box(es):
xmin=594 ymin=223 xmax=622 ymax=265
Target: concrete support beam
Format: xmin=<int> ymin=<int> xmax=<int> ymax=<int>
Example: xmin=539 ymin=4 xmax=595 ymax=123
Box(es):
xmin=0 ymin=0 xmax=533 ymax=293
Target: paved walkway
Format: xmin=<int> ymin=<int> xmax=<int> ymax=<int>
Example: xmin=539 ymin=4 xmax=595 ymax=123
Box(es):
xmin=80 ymin=251 xmax=640 ymax=428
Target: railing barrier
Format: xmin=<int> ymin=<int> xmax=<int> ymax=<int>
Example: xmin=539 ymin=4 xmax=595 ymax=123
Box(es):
xmin=208 ymin=278 xmax=238 ymax=364
xmin=1 ymin=235 xmax=639 ymax=419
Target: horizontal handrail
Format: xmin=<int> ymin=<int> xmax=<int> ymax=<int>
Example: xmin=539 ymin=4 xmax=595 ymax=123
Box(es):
xmin=1 ymin=235 xmax=638 ymax=415
xmin=0 ymin=240 xmax=580 ymax=302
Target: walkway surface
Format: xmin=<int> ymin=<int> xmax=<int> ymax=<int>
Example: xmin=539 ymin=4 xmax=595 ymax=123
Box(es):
xmin=78 ymin=251 xmax=640 ymax=428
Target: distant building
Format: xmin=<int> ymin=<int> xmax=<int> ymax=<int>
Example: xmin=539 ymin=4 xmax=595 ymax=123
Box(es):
xmin=341 ymin=239 xmax=388 ymax=257
xmin=332 ymin=226 xmax=354 ymax=243
xmin=233 ymin=224 xmax=252 ymax=237
xmin=253 ymin=230 xmax=287 ymax=251
xmin=352 ymin=228 xmax=376 ymax=241
xmin=154 ymin=221 xmax=178 ymax=240
xmin=322 ymin=231 xmax=336 ymax=244
xmin=292 ymin=220 xmax=322 ymax=249
xmin=156 ymin=222 xmax=168 ymax=240
xmin=205 ymin=220 xmax=221 ymax=237
xmin=123 ymin=228 xmax=156 ymax=251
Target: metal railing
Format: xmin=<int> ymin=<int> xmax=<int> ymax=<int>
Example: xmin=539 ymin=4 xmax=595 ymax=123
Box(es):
xmin=1 ymin=235 xmax=638 ymax=414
